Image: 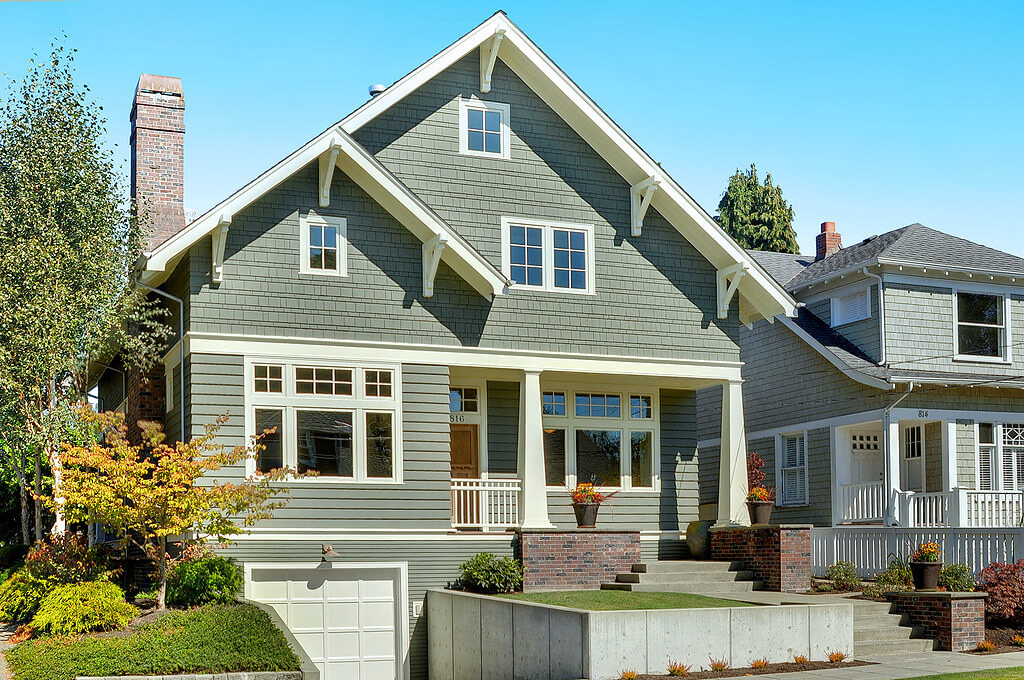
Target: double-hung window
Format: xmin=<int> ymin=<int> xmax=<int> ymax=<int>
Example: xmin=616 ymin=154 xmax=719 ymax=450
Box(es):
xmin=778 ymin=432 xmax=808 ymax=506
xmin=978 ymin=422 xmax=1024 ymax=491
xmin=300 ymin=212 xmax=347 ymax=276
xmin=956 ymin=292 xmax=1007 ymax=361
xmin=458 ymin=98 xmax=510 ymax=159
xmin=502 ymin=218 xmax=595 ymax=294
xmin=541 ymin=389 xmax=657 ymax=490
xmin=248 ymin=361 xmax=401 ymax=483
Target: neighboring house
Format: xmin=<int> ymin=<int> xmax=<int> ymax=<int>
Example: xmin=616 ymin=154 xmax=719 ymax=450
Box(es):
xmin=95 ymin=12 xmax=796 ymax=680
xmin=698 ymin=221 xmax=1024 ymax=538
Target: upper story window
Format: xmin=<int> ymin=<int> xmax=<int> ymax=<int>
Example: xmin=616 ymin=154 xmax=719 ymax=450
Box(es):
xmin=300 ymin=212 xmax=347 ymax=277
xmin=458 ymin=98 xmax=510 ymax=159
xmin=501 ymin=218 xmax=595 ymax=295
xmin=956 ymin=292 xmax=1007 ymax=361
xmin=831 ymin=288 xmax=871 ymax=327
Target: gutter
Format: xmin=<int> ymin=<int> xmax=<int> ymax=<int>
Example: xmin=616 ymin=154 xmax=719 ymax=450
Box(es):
xmin=135 ymin=280 xmax=186 ymax=443
xmin=862 ymin=266 xmax=886 ymax=366
xmin=882 ymin=381 xmax=914 ymax=526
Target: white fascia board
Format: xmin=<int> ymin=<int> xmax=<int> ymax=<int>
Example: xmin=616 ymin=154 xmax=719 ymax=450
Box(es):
xmin=339 ymin=14 xmax=796 ymax=322
xmin=776 ymin=315 xmax=892 ymax=391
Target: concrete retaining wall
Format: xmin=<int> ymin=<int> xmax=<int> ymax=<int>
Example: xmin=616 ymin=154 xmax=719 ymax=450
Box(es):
xmin=427 ymin=589 xmax=854 ymax=680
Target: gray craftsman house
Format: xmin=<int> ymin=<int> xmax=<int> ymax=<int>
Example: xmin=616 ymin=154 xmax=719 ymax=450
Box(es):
xmin=96 ymin=12 xmax=798 ymax=680
xmin=698 ymin=221 xmax=1024 ymax=572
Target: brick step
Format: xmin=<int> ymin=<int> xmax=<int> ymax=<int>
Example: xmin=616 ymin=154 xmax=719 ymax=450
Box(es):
xmin=854 ymin=638 xmax=936 ymax=658
xmin=631 ymin=561 xmax=744 ymax=574
xmin=601 ymin=581 xmax=762 ymax=593
xmin=615 ymin=570 xmax=756 ymax=584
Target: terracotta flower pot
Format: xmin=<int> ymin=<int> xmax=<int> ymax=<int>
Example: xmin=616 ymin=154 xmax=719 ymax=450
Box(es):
xmin=746 ymin=501 xmax=774 ymax=525
xmin=573 ymin=502 xmax=600 ymax=528
xmin=911 ymin=561 xmax=942 ymax=591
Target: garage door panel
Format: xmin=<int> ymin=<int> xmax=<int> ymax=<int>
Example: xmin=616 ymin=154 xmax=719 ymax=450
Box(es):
xmin=249 ymin=575 xmax=288 ymax=600
xmin=293 ymin=631 xmax=325 ymax=659
xmin=360 ymin=578 xmax=396 ymax=599
xmin=289 ymin=602 xmax=325 ymax=630
xmin=362 ymin=659 xmax=397 ymax=678
xmin=288 ymin=578 xmax=324 ymax=600
xmin=325 ymin=601 xmax=359 ymax=623
xmin=325 ymin=578 xmax=360 ymax=599
xmin=361 ymin=600 xmax=396 ymax=626
xmin=326 ymin=661 xmax=361 ymax=677
xmin=362 ymin=629 xmax=397 ymax=657
xmin=327 ymin=630 xmax=360 ymax=657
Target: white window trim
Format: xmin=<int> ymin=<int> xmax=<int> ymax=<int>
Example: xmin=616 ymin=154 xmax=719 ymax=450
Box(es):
xmin=244 ymin=357 xmax=402 ymax=484
xmin=775 ymin=431 xmax=809 ymax=507
xmin=448 ymin=380 xmax=489 ymax=478
xmin=164 ymin=361 xmax=177 ymax=414
xmin=299 ymin=212 xmax=348 ymax=277
xmin=830 ymin=287 xmax=871 ymax=327
xmin=541 ymin=385 xmax=659 ymax=492
xmin=500 ymin=216 xmax=596 ymax=295
xmin=458 ymin=96 xmax=511 ymax=159
xmin=952 ymin=289 xmax=1011 ymax=364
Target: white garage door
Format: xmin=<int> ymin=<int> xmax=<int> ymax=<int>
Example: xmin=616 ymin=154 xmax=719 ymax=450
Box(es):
xmin=248 ymin=564 xmax=405 ymax=680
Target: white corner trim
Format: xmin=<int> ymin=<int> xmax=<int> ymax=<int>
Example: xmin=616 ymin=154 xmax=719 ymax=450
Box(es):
xmin=777 ymin=315 xmax=892 ymax=390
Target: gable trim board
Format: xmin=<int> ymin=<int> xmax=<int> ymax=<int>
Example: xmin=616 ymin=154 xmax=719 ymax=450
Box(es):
xmin=776 ymin=315 xmax=892 ymax=390
xmin=141 ymin=12 xmax=796 ymax=322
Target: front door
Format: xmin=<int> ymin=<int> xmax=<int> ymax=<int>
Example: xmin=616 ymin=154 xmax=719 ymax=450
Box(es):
xmin=450 ymin=424 xmax=479 ymax=478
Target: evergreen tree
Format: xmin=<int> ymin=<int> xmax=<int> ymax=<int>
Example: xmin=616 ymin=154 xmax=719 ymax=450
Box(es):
xmin=715 ymin=164 xmax=798 ymax=253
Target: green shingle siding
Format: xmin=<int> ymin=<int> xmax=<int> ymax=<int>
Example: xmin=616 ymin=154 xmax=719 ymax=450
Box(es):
xmin=486 ymin=380 xmax=519 ymax=475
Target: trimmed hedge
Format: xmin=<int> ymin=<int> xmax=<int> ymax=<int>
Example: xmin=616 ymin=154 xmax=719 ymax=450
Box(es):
xmin=5 ymin=603 xmax=300 ymax=680
xmin=167 ymin=555 xmax=243 ymax=607
xmin=31 ymin=581 xmax=137 ymax=636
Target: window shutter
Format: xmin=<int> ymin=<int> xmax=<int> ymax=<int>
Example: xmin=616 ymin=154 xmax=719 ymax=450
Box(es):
xmin=1003 ymin=447 xmax=1015 ymax=491
xmin=834 ymin=289 xmax=870 ymax=326
xmin=979 ymin=447 xmax=994 ymax=491
xmin=781 ymin=435 xmax=807 ymax=505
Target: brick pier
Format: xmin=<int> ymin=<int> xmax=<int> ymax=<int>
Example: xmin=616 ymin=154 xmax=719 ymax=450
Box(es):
xmin=708 ymin=524 xmax=812 ymax=593
xmin=517 ymin=529 xmax=641 ymax=592
xmin=888 ymin=591 xmax=987 ymax=651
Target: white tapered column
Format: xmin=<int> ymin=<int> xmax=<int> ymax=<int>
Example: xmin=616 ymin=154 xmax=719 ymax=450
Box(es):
xmin=716 ymin=380 xmax=750 ymax=527
xmin=884 ymin=417 xmax=902 ymax=526
xmin=518 ymin=369 xmax=552 ymax=528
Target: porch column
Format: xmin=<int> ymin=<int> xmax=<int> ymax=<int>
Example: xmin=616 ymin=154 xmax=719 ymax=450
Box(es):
xmin=884 ymin=417 xmax=901 ymax=526
xmin=518 ymin=369 xmax=552 ymax=529
xmin=941 ymin=421 xmax=958 ymax=491
xmin=715 ymin=380 xmax=749 ymax=527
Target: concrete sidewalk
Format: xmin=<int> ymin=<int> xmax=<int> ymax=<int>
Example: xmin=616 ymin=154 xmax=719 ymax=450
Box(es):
xmin=741 ymin=651 xmax=1024 ymax=680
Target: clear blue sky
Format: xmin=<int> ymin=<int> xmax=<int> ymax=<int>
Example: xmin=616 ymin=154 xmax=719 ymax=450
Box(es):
xmin=2 ymin=1 xmax=1022 ymax=256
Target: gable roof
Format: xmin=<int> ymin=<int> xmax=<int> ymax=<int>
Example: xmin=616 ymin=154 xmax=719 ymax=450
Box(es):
xmin=752 ymin=223 xmax=1024 ymax=292
xmin=142 ymin=12 xmax=797 ymax=320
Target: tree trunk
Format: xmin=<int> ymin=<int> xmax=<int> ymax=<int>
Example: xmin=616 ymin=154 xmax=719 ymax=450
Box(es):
xmin=157 ymin=535 xmax=168 ymax=610
xmin=16 ymin=464 xmax=30 ymax=545
xmin=48 ymin=440 xmax=65 ymax=536
xmin=33 ymin=448 xmax=42 ymax=543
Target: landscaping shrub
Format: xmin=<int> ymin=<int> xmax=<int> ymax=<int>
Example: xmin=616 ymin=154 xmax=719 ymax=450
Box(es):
xmin=825 ymin=561 xmax=860 ymax=590
xmin=24 ymin=534 xmax=106 ymax=584
xmin=977 ymin=559 xmax=1024 ymax=622
xmin=6 ymin=603 xmax=300 ymax=680
xmin=167 ymin=555 xmax=243 ymax=607
xmin=0 ymin=570 xmax=52 ymax=622
xmin=453 ymin=553 xmax=523 ymax=594
xmin=863 ymin=553 xmax=913 ymax=597
xmin=939 ymin=563 xmax=977 ymax=593
xmin=31 ymin=581 xmax=137 ymax=637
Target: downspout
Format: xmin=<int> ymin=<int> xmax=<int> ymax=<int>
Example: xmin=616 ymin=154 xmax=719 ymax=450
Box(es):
xmin=135 ymin=280 xmax=186 ymax=444
xmin=862 ymin=266 xmax=886 ymax=365
xmin=882 ymin=381 xmax=914 ymax=526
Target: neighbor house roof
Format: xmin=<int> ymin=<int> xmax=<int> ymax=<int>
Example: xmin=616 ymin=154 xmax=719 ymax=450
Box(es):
xmin=750 ymin=223 xmax=1024 ymax=292
xmin=142 ymin=12 xmax=797 ymax=320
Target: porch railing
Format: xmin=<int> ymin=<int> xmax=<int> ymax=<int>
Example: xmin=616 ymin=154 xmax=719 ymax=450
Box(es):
xmin=963 ymin=492 xmax=1024 ymax=528
xmin=837 ymin=481 xmax=884 ymax=523
xmin=450 ymin=478 xmax=521 ymax=530
xmin=901 ymin=490 xmax=1024 ymax=528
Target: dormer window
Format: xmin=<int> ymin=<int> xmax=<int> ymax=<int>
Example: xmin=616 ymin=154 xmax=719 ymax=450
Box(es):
xmin=458 ymin=98 xmax=510 ymax=159
xmin=831 ymin=288 xmax=871 ymax=327
xmin=956 ymin=291 xmax=1007 ymax=361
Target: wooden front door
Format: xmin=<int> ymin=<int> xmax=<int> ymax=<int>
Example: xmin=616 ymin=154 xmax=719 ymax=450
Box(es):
xmin=450 ymin=424 xmax=479 ymax=478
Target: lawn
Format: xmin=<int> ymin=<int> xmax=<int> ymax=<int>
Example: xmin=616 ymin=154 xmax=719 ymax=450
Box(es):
xmin=904 ymin=670 xmax=1024 ymax=680
xmin=496 ymin=590 xmax=753 ymax=610
xmin=4 ymin=602 xmax=300 ymax=680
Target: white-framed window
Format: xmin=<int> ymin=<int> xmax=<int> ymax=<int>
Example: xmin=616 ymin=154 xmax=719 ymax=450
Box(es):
xmin=449 ymin=387 xmax=479 ymax=413
xmin=299 ymin=212 xmax=347 ymax=277
xmin=777 ymin=432 xmax=808 ymax=506
xmin=955 ymin=291 xmax=1009 ymax=362
xmin=830 ymin=288 xmax=871 ymax=327
xmin=246 ymin=359 xmax=402 ymax=483
xmin=164 ymin=363 xmax=176 ymax=413
xmin=542 ymin=387 xmax=659 ymax=491
xmin=500 ymin=217 xmax=596 ymax=295
xmin=977 ymin=422 xmax=1024 ymax=491
xmin=458 ymin=97 xmax=510 ymax=159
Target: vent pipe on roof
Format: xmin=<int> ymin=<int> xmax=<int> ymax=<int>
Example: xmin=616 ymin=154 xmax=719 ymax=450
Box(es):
xmin=369 ymin=84 xmax=386 ymax=97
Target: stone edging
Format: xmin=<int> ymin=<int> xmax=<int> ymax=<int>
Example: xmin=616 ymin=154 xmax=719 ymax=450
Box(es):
xmin=888 ymin=590 xmax=988 ymax=599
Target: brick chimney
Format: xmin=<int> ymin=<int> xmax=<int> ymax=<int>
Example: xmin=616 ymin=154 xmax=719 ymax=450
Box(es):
xmin=815 ymin=221 xmax=842 ymax=261
xmin=131 ymin=74 xmax=185 ymax=249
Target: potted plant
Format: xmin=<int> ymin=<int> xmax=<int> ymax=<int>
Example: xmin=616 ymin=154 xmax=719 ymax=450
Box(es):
xmin=910 ymin=541 xmax=942 ymax=591
xmin=745 ymin=452 xmax=776 ymax=525
xmin=570 ymin=483 xmax=616 ymax=528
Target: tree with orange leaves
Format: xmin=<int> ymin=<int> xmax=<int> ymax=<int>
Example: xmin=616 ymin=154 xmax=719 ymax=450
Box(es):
xmin=46 ymin=405 xmax=301 ymax=609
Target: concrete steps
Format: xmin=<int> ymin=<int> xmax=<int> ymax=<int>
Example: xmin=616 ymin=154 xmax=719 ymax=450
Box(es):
xmin=851 ymin=601 xmax=935 ymax=658
xmin=600 ymin=560 xmax=762 ymax=593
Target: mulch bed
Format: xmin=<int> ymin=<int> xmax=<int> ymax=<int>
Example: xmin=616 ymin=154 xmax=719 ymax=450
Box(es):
xmin=637 ymin=660 xmax=872 ymax=678
xmin=966 ymin=625 xmax=1024 ymax=654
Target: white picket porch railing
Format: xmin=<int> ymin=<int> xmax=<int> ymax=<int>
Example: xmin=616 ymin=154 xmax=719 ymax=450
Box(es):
xmin=837 ymin=481 xmax=884 ymax=523
xmin=900 ymin=490 xmax=1024 ymax=528
xmin=812 ymin=526 xmax=1024 ymax=577
xmin=963 ymin=492 xmax=1024 ymax=528
xmin=450 ymin=478 xmax=521 ymax=530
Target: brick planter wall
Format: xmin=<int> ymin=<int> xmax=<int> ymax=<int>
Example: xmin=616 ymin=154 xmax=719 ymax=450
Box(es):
xmin=709 ymin=524 xmax=811 ymax=593
xmin=517 ymin=529 xmax=641 ymax=592
xmin=888 ymin=591 xmax=987 ymax=652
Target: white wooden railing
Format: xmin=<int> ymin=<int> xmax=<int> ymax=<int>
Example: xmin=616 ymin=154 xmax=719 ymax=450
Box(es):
xmin=450 ymin=479 xmax=521 ymax=530
xmin=837 ymin=481 xmax=884 ymax=523
xmin=963 ymin=492 xmax=1024 ymax=528
xmin=905 ymin=491 xmax=951 ymax=527
xmin=900 ymin=490 xmax=1024 ymax=528
xmin=813 ymin=526 xmax=1024 ymax=577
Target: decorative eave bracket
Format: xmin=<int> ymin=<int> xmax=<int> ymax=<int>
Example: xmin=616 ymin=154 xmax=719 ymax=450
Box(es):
xmin=717 ymin=262 xmax=749 ymax=319
xmin=479 ymin=29 xmax=506 ymax=93
xmin=422 ymin=233 xmax=449 ymax=298
xmin=211 ymin=214 xmax=232 ymax=284
xmin=319 ymin=142 xmax=342 ymax=208
xmin=629 ymin=175 xmax=661 ymax=237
